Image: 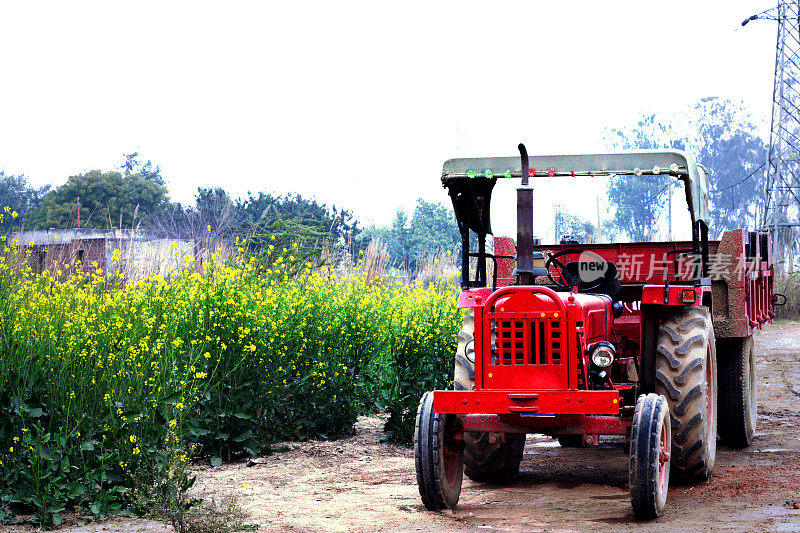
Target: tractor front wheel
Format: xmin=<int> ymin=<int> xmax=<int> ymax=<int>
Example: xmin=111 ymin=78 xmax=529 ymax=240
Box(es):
xmin=629 ymin=393 xmax=671 ymax=519
xmin=414 ymin=392 xmax=464 ymax=510
xmin=717 ymin=335 xmax=757 ymax=447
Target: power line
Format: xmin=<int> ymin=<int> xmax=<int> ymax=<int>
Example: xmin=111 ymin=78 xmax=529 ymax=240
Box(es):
xmin=715 ymin=163 xmax=766 ymax=191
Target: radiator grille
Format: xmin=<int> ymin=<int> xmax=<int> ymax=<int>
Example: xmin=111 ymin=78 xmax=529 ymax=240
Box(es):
xmin=490 ymin=318 xmax=562 ymax=366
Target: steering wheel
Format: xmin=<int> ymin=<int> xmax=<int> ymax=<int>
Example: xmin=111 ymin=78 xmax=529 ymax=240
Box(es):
xmin=544 ymin=249 xmax=605 ymax=292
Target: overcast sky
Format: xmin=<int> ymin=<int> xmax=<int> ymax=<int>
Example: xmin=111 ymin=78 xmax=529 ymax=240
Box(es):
xmin=0 ymin=1 xmax=780 ymax=235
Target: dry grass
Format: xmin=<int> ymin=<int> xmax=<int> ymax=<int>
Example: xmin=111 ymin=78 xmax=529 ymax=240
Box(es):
xmin=415 ymin=250 xmax=458 ymax=288
xmin=774 ymin=272 xmax=800 ymax=318
xmin=361 ymin=239 xmax=390 ymax=282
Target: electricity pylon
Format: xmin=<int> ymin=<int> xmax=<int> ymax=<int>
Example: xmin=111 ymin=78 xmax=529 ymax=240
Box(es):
xmin=743 ymin=2 xmax=800 ymax=268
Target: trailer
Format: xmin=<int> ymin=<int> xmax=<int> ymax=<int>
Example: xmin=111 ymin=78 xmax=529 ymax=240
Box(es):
xmin=414 ymin=146 xmax=782 ymax=518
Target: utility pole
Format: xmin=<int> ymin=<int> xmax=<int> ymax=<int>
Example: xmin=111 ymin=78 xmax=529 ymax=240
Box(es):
xmin=668 ymin=188 xmax=672 ymax=241
xmin=554 ymin=204 xmax=562 ymax=244
xmin=596 ymin=196 xmax=601 ymax=243
xmin=743 ymin=2 xmax=800 ymax=270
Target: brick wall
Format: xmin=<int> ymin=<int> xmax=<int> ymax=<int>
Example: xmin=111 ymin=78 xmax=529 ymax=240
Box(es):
xmin=25 ymin=238 xmax=107 ymax=273
xmin=494 ymin=236 xmax=517 ymax=287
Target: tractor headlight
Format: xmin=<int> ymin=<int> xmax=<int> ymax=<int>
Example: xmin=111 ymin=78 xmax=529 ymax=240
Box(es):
xmin=589 ymin=342 xmax=616 ymax=368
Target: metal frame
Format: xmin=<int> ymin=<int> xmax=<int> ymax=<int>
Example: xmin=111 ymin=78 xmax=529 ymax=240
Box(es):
xmin=442 ymin=150 xmax=712 ymax=289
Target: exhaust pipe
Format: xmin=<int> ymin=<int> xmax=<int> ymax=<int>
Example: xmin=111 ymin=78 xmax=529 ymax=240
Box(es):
xmin=516 ymin=143 xmax=535 ymax=279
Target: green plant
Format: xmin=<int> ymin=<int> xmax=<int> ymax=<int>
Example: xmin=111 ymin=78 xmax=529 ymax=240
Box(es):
xmin=0 ymin=225 xmax=463 ymax=525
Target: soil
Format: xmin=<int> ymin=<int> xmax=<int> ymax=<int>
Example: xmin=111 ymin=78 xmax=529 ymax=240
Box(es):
xmin=4 ymin=321 xmax=800 ymax=532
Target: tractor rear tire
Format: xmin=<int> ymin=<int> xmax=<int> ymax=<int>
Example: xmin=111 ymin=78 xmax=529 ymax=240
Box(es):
xmin=463 ymin=432 xmax=525 ymax=483
xmin=414 ymin=392 xmax=464 ymax=510
xmin=717 ymin=336 xmax=757 ymax=447
xmin=629 ymin=393 xmax=671 ymax=519
xmin=453 ymin=310 xmax=525 ymax=484
xmin=654 ymin=307 xmax=717 ymax=483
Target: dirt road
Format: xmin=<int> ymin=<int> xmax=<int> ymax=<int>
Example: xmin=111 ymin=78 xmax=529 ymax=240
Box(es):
xmin=192 ymin=321 xmax=800 ymax=532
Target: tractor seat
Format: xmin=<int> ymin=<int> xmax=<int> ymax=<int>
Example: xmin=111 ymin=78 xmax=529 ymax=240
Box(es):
xmin=562 ymin=260 xmax=622 ymax=300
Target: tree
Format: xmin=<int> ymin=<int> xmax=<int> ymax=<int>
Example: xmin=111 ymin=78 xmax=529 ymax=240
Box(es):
xmin=236 ymin=192 xmax=360 ymax=247
xmin=0 ymin=172 xmax=49 ymax=234
xmin=692 ymin=98 xmax=768 ymax=233
xmin=557 ymin=212 xmax=597 ymax=243
xmin=604 ymin=99 xmax=768 ymax=239
xmin=147 ymin=188 xmax=363 ymax=271
xmin=365 ymin=199 xmax=460 ymax=273
xmin=235 ymin=192 xmax=361 ymax=273
xmin=606 ymin=174 xmax=673 ymax=241
xmin=120 ymin=152 xmax=164 ymax=183
xmin=25 ymin=170 xmax=170 ymax=230
xmin=409 ymin=199 xmax=461 ymax=259
xmin=605 ymin=114 xmax=683 ymax=241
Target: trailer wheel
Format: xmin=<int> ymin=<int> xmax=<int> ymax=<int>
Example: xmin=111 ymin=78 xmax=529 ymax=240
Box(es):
xmin=414 ymin=392 xmax=464 ymax=510
xmin=654 ymin=307 xmax=717 ymax=483
xmin=717 ymin=336 xmax=756 ymax=447
xmin=629 ymin=393 xmax=671 ymax=519
xmin=463 ymin=432 xmax=525 ymax=483
xmin=557 ymin=434 xmax=585 ymax=448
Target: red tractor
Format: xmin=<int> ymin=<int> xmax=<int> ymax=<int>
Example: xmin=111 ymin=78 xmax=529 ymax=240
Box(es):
xmin=414 ymin=145 xmax=781 ymax=518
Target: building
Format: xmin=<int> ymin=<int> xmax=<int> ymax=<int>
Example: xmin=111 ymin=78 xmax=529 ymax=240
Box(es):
xmin=14 ymin=228 xmax=194 ymax=278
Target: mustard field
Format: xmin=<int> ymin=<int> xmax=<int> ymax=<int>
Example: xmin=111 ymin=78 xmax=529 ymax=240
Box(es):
xmin=0 ymin=238 xmax=461 ymax=526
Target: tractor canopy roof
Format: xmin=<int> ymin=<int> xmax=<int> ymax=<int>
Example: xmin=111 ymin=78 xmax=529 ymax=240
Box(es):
xmin=441 ymin=150 xmax=710 ymax=235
